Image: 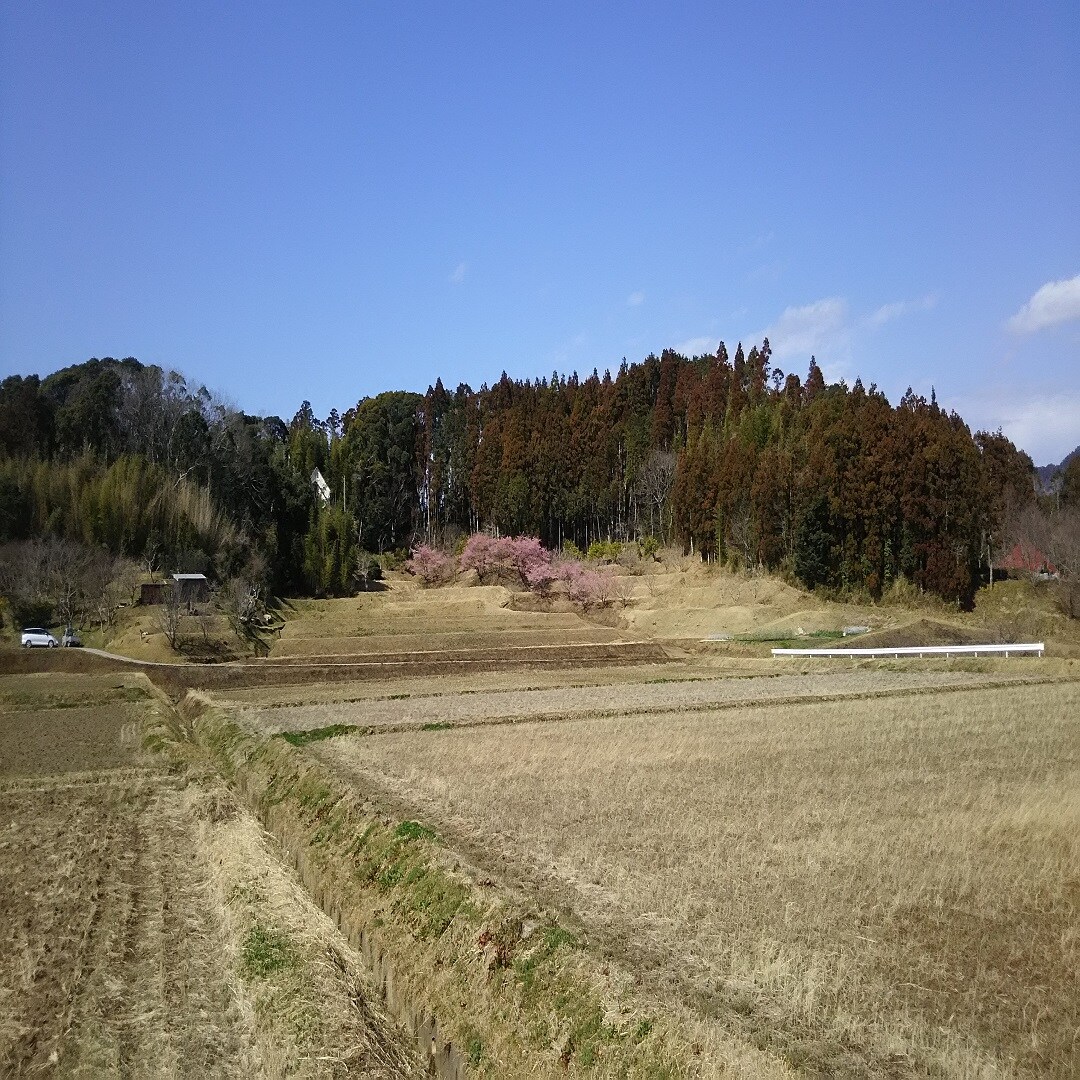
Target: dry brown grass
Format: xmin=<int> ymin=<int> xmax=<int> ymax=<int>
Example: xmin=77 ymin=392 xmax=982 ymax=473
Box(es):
xmin=189 ymin=785 xmax=424 ymax=1078
xmin=272 ymin=626 xmax=628 ymax=658
xmin=311 ymin=681 xmax=1080 ymax=1077
xmin=244 ymin=668 xmax=1043 ymax=736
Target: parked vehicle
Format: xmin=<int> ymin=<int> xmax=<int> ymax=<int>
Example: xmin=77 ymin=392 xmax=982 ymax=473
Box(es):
xmin=21 ymin=628 xmax=58 ymax=648
xmin=62 ymin=627 xmax=82 ymax=647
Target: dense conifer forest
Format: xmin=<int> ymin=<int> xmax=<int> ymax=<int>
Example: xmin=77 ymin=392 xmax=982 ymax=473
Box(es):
xmin=0 ymin=345 xmax=1055 ymax=610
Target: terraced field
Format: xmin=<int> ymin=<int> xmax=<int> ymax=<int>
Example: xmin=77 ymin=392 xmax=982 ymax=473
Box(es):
xmin=239 ymin=666 xmax=1043 ymax=736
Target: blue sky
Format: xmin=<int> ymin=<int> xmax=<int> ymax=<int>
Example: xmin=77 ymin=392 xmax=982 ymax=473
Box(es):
xmin=2 ymin=2 xmax=1078 ymax=462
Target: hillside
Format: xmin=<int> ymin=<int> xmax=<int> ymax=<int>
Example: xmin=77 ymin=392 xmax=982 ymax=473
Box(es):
xmin=1036 ymin=443 xmax=1080 ymax=491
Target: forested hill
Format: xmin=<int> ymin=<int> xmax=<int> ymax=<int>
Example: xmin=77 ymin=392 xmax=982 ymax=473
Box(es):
xmin=1036 ymin=446 xmax=1080 ymax=493
xmin=0 ymin=346 xmax=1036 ymax=606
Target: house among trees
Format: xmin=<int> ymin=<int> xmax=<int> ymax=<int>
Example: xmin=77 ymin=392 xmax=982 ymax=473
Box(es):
xmin=995 ymin=544 xmax=1057 ymax=580
xmin=311 ymin=468 xmax=331 ymax=505
xmin=138 ymin=573 xmax=210 ymax=605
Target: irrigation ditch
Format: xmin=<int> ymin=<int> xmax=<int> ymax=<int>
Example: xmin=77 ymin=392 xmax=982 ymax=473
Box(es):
xmin=146 ymin=690 xmax=688 ymax=1078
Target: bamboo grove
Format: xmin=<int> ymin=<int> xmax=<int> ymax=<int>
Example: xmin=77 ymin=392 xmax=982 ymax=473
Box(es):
xmin=0 ymin=346 xmax=1035 ymax=606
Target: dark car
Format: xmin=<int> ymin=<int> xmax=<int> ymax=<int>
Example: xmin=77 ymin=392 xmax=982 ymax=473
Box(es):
xmin=62 ymin=627 xmax=82 ymax=647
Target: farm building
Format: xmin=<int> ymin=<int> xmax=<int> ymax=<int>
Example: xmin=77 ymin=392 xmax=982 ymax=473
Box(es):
xmin=138 ymin=582 xmax=167 ymax=605
xmin=172 ymin=573 xmax=210 ymax=605
xmin=138 ymin=574 xmax=211 ymax=605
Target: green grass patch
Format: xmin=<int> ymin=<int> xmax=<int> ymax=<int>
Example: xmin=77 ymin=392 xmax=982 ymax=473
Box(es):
xmin=420 ymin=721 xmax=453 ymax=731
xmin=515 ymin=925 xmax=579 ymax=991
xmin=466 ymin=1034 xmax=484 ymax=1066
xmin=394 ymin=865 xmax=472 ymax=939
xmin=241 ymin=924 xmax=295 ymax=979
xmin=395 ymin=819 xmax=438 ymax=842
xmin=277 ymin=723 xmax=357 ymax=746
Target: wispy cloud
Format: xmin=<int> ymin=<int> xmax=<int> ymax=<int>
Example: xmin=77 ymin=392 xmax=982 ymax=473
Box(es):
xmin=448 ymin=261 xmax=468 ymax=285
xmin=764 ymin=298 xmax=849 ymax=361
xmin=674 ymin=335 xmax=720 ymax=357
xmin=866 ymin=293 xmax=937 ymax=328
xmin=960 ymin=389 xmax=1080 ymax=465
xmin=626 ymin=290 xmax=645 ymax=307
xmin=1007 ymin=274 xmax=1080 ymax=334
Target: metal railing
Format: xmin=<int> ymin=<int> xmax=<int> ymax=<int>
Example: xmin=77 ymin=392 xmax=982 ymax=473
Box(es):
xmin=772 ymin=643 xmax=1044 ymax=659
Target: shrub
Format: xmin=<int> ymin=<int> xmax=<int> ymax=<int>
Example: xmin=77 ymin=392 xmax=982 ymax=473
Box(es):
xmin=638 ymin=535 xmax=660 ymax=560
xmin=377 ymin=548 xmax=409 ymax=572
xmin=560 ymin=561 xmax=607 ymax=608
xmin=586 ymin=540 xmax=622 ymax=563
xmin=407 ymin=544 xmax=455 ymax=586
xmin=356 ymin=551 xmax=382 ymax=590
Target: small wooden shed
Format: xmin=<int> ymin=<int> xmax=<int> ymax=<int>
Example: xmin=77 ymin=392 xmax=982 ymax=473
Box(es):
xmin=172 ymin=573 xmax=210 ymax=605
xmin=139 ymin=582 xmax=167 ymax=605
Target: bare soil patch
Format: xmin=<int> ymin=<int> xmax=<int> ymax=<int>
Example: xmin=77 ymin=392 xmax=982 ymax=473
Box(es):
xmin=0 ymin=674 xmax=424 ymax=1078
xmin=0 ymin=701 xmax=149 ymax=777
xmin=0 ymin=775 xmax=258 ymax=1076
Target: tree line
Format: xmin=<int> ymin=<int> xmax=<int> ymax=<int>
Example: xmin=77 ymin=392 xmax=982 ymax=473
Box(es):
xmin=1 ymin=344 xmax=1068 ymax=616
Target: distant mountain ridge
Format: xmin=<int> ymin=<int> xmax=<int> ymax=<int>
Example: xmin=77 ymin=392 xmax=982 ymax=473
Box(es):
xmin=1036 ymin=446 xmax=1080 ymax=492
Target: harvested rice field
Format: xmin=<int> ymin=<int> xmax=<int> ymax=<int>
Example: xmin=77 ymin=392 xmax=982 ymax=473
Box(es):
xmin=0 ymin=672 xmax=422 ymax=1078
xmin=237 ymin=667 xmax=1047 ymax=735
xmin=291 ymin=676 xmax=1080 ymax=1077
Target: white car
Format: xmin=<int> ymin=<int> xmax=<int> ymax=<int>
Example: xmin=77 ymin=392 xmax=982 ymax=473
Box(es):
xmin=21 ymin=628 xmax=58 ymax=648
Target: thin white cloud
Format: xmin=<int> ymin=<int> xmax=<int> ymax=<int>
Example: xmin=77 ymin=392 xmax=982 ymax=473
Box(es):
xmin=764 ymin=297 xmax=848 ymax=361
xmin=674 ymin=335 xmax=720 ymax=357
xmin=960 ymin=389 xmax=1080 ymax=465
xmin=1007 ymin=274 xmax=1080 ymax=334
xmin=449 ymin=261 xmax=468 ymax=285
xmin=866 ymin=293 xmax=937 ymax=328
xmin=626 ymin=290 xmax=645 ymax=307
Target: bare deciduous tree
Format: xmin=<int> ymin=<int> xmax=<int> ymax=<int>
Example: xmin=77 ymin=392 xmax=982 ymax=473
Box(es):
xmin=634 ymin=451 xmax=677 ymax=540
xmin=220 ymin=577 xmax=260 ymax=638
xmin=159 ymin=581 xmax=183 ymax=649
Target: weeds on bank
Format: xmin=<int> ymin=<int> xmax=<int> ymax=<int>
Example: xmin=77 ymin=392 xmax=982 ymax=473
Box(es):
xmin=277 ymin=723 xmax=357 ymax=746
xmin=198 ymin=710 xmax=706 ymax=1076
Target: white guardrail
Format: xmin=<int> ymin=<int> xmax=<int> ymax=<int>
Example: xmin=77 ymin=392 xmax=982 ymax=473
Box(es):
xmin=772 ymin=643 xmax=1044 ymax=659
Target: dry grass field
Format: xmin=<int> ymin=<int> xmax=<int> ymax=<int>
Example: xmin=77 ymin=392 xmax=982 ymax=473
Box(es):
xmin=5 ymin=563 xmax=1077 ymax=1076
xmin=296 ymin=678 xmax=1080 ymax=1077
xmin=0 ymin=673 xmax=422 ymax=1078
xmin=238 ymin=667 xmax=1043 ymax=736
